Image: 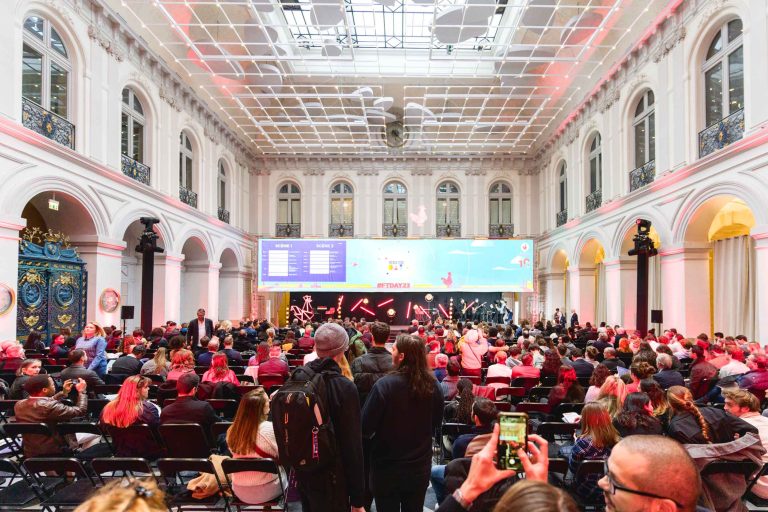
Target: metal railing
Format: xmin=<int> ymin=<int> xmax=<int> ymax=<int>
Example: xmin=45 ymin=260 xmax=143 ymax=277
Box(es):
xmin=698 ymin=108 xmax=745 ymax=158
xmin=329 ymin=223 xmax=353 ymax=237
xmin=436 ymin=223 xmax=461 ymax=237
xmin=382 ymin=223 xmax=407 ymax=237
xmin=179 ymin=186 xmax=198 ymax=208
xmin=489 ymin=224 xmax=515 ymax=238
xmin=121 ymin=154 xmax=150 ymax=185
xmin=585 ymin=189 xmax=602 ymax=213
xmin=21 ymin=97 xmax=75 ymax=149
xmin=217 ymin=206 xmax=230 ymax=224
xmin=276 ymin=223 xmax=301 ymax=237
xmin=629 ymin=160 xmax=656 ymax=192
xmin=556 ymin=209 xmax=568 ymax=227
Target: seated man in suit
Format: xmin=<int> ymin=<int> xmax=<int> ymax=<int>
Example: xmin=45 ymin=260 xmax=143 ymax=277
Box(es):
xmin=196 ymin=338 xmax=220 ymax=367
xmin=60 ymin=349 xmax=105 ymax=393
xmin=601 ymin=347 xmax=626 ymax=373
xmin=568 ymin=348 xmax=595 ymax=380
xmin=221 ymin=336 xmax=244 ymax=366
xmin=187 ymin=308 xmax=214 ymax=350
xmin=160 ymin=372 xmax=219 ymax=443
xmin=110 ymin=345 xmax=146 ymax=376
xmin=653 ymin=353 xmax=684 ymax=390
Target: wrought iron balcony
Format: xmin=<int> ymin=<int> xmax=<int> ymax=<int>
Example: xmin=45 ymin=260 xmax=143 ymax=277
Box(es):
xmin=218 ymin=206 xmax=230 ymax=224
xmin=629 ymin=160 xmax=656 ymax=192
xmin=383 ymin=223 xmax=407 ymax=237
xmin=276 ymin=223 xmax=301 ymax=237
xmin=121 ymin=154 xmax=150 ymax=185
xmin=436 ymin=223 xmax=461 ymax=237
xmin=698 ymin=108 xmax=745 ymax=158
xmin=585 ymin=189 xmax=602 ymax=213
xmin=21 ymin=97 xmax=75 ymax=149
xmin=179 ymin=186 xmax=198 ymax=208
xmin=556 ymin=209 xmax=568 ymax=227
xmin=329 ymin=223 xmax=353 ymax=237
xmin=489 ymin=224 xmax=515 ymax=239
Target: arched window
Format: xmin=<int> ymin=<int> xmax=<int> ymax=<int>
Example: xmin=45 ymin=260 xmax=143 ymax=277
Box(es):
xmin=277 ymin=182 xmax=301 ymax=237
xmin=703 ymin=19 xmax=744 ymax=128
xmin=121 ymin=88 xmax=145 ymax=163
xmin=633 ymin=90 xmax=655 ymax=168
xmin=489 ymin=182 xmax=513 ymax=238
xmin=179 ymin=132 xmax=194 ymax=189
xmin=436 ymin=181 xmax=460 ymax=237
xmin=22 ymin=16 xmax=70 ymax=119
xmin=588 ymin=133 xmax=602 ymax=194
xmin=218 ymin=160 xmax=227 ymax=210
xmin=329 ymin=182 xmax=354 ymax=237
xmin=558 ymin=162 xmax=568 ymax=213
xmin=383 ymin=181 xmax=407 ymax=237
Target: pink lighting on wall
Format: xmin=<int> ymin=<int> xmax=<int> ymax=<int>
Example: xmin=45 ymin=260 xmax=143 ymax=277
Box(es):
xmin=406 ymin=301 xmax=412 ymax=319
xmin=359 ymin=306 xmax=375 ymax=316
xmin=438 ymin=304 xmax=449 ymax=317
xmin=377 ymin=298 xmax=394 ymax=307
xmin=350 ymin=298 xmax=363 ymax=312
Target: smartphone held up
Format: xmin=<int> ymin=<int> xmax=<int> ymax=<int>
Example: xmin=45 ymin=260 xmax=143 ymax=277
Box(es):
xmin=496 ymin=412 xmax=528 ymax=471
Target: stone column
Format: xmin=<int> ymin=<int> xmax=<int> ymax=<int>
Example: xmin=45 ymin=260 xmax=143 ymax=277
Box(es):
xmin=604 ymin=258 xmax=637 ymax=329
xmin=659 ymin=243 xmax=711 ymax=336
xmin=541 ymin=272 xmax=566 ymax=321
xmin=219 ymin=267 xmax=247 ymax=322
xmin=153 ymin=252 xmax=184 ymax=325
xmin=0 ymin=216 xmax=26 ymax=339
xmin=72 ymin=236 xmax=128 ymax=328
xmin=751 ymin=226 xmax=768 ymax=344
xmin=180 ymin=261 xmax=220 ymax=322
xmin=568 ymin=267 xmax=596 ymax=325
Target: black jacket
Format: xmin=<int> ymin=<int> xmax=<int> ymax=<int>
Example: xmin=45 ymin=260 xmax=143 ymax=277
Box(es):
xmin=668 ymin=407 xmax=758 ymax=444
xmin=361 ymin=372 xmax=444 ymax=472
xmin=110 ymin=355 xmax=143 ymax=376
xmin=60 ymin=364 xmax=105 ymax=392
xmin=160 ymin=396 xmax=219 ymax=441
xmin=299 ymin=357 xmax=365 ymax=508
xmin=654 ymin=369 xmax=685 ymax=390
xmin=351 ymin=346 xmax=393 ymax=405
xmin=186 ymin=318 xmax=214 ymax=348
xmin=601 ymin=357 xmax=626 ymax=373
xmin=570 ymin=358 xmax=595 ymax=379
xmin=221 ymin=348 xmax=244 ymax=366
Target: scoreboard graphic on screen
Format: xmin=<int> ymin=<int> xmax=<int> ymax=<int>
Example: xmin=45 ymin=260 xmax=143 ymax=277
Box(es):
xmin=258 ymin=239 xmax=534 ymax=293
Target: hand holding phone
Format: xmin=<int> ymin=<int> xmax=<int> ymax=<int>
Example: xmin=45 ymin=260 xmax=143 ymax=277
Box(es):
xmin=496 ymin=412 xmax=528 ymax=471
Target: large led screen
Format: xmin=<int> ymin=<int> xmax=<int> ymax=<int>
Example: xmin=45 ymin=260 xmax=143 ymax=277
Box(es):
xmin=257 ymin=239 xmax=534 ymax=292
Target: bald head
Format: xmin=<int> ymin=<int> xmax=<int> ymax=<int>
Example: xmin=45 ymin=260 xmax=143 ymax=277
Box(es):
xmin=605 ymin=436 xmax=700 ymax=512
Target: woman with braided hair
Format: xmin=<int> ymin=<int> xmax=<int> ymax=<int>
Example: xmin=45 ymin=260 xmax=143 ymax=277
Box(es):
xmin=666 ymin=385 xmax=757 ymax=444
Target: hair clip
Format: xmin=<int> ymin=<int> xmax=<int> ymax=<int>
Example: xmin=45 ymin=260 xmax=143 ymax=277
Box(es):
xmin=134 ymin=485 xmax=154 ymax=499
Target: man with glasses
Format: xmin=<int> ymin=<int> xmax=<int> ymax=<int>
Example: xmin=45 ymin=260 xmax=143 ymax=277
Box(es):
xmin=599 ymin=435 xmax=706 ymax=511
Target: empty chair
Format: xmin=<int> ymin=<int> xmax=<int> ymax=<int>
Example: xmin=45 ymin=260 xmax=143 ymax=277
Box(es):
xmin=103 ymin=423 xmax=165 ymax=460
xmin=56 ymin=422 xmax=114 ymax=458
xmin=23 ymin=458 xmax=97 ymax=511
xmin=0 ymin=458 xmax=48 ymax=510
xmin=159 ymin=424 xmax=213 ymax=458
xmin=207 ymin=399 xmax=238 ymax=420
xmin=528 ymin=387 xmax=553 ymax=403
xmin=493 ymin=387 xmax=526 ymax=403
xmin=91 ymin=457 xmax=155 ymax=485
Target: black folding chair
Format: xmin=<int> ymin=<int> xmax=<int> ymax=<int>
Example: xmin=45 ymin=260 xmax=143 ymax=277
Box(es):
xmin=552 ymin=402 xmax=585 ymax=419
xmin=0 ymin=400 xmax=19 ymax=423
xmin=494 ymin=387 xmax=526 ymax=403
xmin=511 ymin=377 xmax=540 ymax=392
xmin=56 ymin=422 xmax=114 ymax=457
xmin=536 ymin=422 xmax=579 ymax=457
xmin=211 ymin=422 xmax=232 ymax=440
xmin=702 ymin=460 xmax=762 ymax=494
xmin=86 ymin=399 xmax=109 ymax=420
xmin=222 ymin=458 xmax=286 ymax=511
xmin=484 ymin=376 xmax=511 ymax=387
xmin=94 ymin=384 xmax=122 ymax=395
xmin=548 ymin=457 xmax=570 ymax=487
xmin=23 ymin=458 xmax=98 ymax=511
xmin=0 ymin=458 xmax=50 ymax=510
xmin=1 ymin=422 xmax=55 ymax=459
xmin=156 ymin=458 xmax=229 ymax=511
xmin=91 ymin=457 xmax=155 ymax=485
xmin=440 ymin=423 xmax=473 ymax=462
xmin=572 ymin=460 xmax=606 ymax=510
xmin=527 ymin=387 xmax=553 ymax=403
xmin=158 ymin=424 xmax=213 ymax=458
xmin=106 ymin=424 xmax=166 ymax=460
xmin=207 ymin=399 xmax=238 ymax=420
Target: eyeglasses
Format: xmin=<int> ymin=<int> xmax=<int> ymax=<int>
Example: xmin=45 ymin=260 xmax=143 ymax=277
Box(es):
xmin=602 ymin=461 xmax=683 ymax=509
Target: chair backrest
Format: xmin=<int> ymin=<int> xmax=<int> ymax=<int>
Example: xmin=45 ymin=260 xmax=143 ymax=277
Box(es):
xmin=87 ymin=398 xmax=109 ymax=419
xmin=94 ymin=384 xmax=122 ymax=395
xmin=221 ymin=457 xmax=280 ymax=477
xmin=441 ymin=423 xmax=473 ymax=437
xmin=494 ymin=387 xmax=526 ymax=401
xmin=0 ymin=400 xmax=20 ymax=422
xmin=257 ymin=373 xmax=286 ymax=388
xmin=492 ymin=401 xmax=512 ymax=412
xmin=536 ymin=422 xmax=579 ymax=442
xmin=484 ymin=376 xmax=511 ymax=386
xmin=548 ymin=457 xmax=569 ymax=479
xmin=211 ymin=422 xmax=232 ymax=440
xmin=157 ymin=457 xmax=217 ymax=482
xmin=514 ymin=402 xmax=552 ymax=414
xmin=206 ymin=399 xmax=238 ymax=419
xmin=91 ymin=457 xmax=155 ymax=484
xmin=552 ymin=402 xmax=585 ymax=417
xmin=24 ymin=457 xmax=93 ymax=482
xmin=107 ymin=424 xmax=165 ymax=459
xmin=461 ymin=375 xmax=482 ymax=385
xmin=574 ymin=459 xmax=605 ymax=480
xmin=527 ymin=387 xmax=553 ymax=402
xmin=540 ymin=375 xmax=557 ymax=387
xmin=158 ymin=423 xmax=212 ymax=458
xmin=511 ymin=377 xmax=540 ymax=391
xmin=2 ymin=422 xmax=54 ymax=437
xmin=56 ymin=422 xmax=112 ymax=451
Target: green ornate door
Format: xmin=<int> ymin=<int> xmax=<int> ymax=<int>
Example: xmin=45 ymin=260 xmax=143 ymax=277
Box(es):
xmin=17 ymin=234 xmax=87 ymax=342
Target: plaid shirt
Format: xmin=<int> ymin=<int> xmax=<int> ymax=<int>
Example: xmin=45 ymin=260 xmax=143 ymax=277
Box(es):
xmin=568 ymin=435 xmax=611 ymax=501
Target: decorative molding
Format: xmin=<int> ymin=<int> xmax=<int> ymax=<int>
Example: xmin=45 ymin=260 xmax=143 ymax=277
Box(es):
xmin=652 ymin=25 xmax=686 ymax=63
xmin=356 ymin=169 xmax=380 ymax=176
xmin=253 ymin=169 xmax=271 ymax=176
xmin=302 ymin=169 xmax=325 ymax=176
xmin=87 ymin=24 xmax=124 ymax=62
xmin=410 ymin=168 xmax=433 ymax=176
xmin=698 ymin=0 xmax=726 ymax=29
xmin=598 ymin=85 xmax=621 ymax=113
xmin=464 ymin=169 xmax=487 ymax=176
xmin=158 ymin=87 xmax=183 ymax=113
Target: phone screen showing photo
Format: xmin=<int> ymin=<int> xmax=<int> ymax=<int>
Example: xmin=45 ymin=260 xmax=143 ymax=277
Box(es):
xmin=496 ymin=413 xmax=527 ymax=471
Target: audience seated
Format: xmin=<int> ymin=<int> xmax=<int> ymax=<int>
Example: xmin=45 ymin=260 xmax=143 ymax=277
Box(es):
xmin=510 ymin=353 xmax=540 ymax=380
xmin=61 ymin=349 xmax=106 ymax=391
xmin=722 ymin=387 xmax=768 ymax=500
xmin=738 ymin=354 xmax=768 ymax=400
xmin=0 ymin=340 xmax=25 ymax=372
xmin=197 ymin=338 xmax=220 ymax=367
xmin=8 ymin=358 xmax=42 ymax=399
xmin=600 ymin=347 xmax=626 ymax=373
xmin=221 ymin=335 xmax=244 ymax=366
xmin=568 ymin=401 xmax=619 ymax=502
xmin=160 ymin=372 xmax=218 ymax=437
xmin=584 ymin=363 xmax=611 ymax=402
xmin=110 ymin=345 xmax=147 ymax=376
xmin=613 ymin=392 xmax=663 ymax=437
xmin=100 ymin=375 xmax=162 ymax=459
xmin=256 ymin=345 xmax=289 ymax=383
xmin=689 ymin=346 xmax=719 ymax=400
xmin=547 ymin=365 xmax=584 ymax=409
xmin=459 ymin=330 xmax=487 ymax=377
xmin=434 ymin=353 xmax=449 ymax=382
xmin=486 ymin=352 xmax=512 ymax=388
xmin=441 ymin=360 xmax=462 ymax=400
xmin=202 ymin=353 xmax=240 ymax=385
xmin=141 ymin=347 xmax=170 ymax=378
xmin=667 ymin=385 xmax=757 ymax=444
xmin=653 ymin=353 xmax=685 ymax=390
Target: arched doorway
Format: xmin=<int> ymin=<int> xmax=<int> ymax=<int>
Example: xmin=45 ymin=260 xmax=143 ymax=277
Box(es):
xmin=179 ymin=236 xmax=212 ymax=323
xmin=218 ymin=248 xmax=241 ymax=322
xmin=119 ymin=220 xmax=166 ymax=333
xmin=574 ymin=239 xmax=605 ymax=326
xmin=543 ymin=248 xmax=569 ymax=323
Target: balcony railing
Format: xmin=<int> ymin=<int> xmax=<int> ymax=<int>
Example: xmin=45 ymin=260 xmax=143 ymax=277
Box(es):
xmin=556 ymin=209 xmax=568 ymax=227
xmin=329 ymin=223 xmax=353 ymax=237
xmin=489 ymin=224 xmax=515 ymax=239
xmin=436 ymin=223 xmax=461 ymax=237
xmin=585 ymin=189 xmax=602 ymax=213
xmin=179 ymin=186 xmax=198 ymax=208
xmin=629 ymin=160 xmax=656 ymax=192
xmin=21 ymin=97 xmax=75 ymax=149
xmin=699 ymin=108 xmax=745 ymax=158
xmin=121 ymin=154 xmax=150 ymax=186
xmin=218 ymin=206 xmax=230 ymax=224
xmin=276 ymin=223 xmax=301 ymax=237
xmin=383 ymin=223 xmax=407 ymax=237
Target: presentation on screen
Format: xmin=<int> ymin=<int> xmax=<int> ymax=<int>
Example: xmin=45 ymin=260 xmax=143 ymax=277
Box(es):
xmin=257 ymin=239 xmax=534 ymax=292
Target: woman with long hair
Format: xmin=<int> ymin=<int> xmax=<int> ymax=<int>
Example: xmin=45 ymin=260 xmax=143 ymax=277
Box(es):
xmin=75 ymin=321 xmax=108 ymax=377
xmin=166 ymin=349 xmax=195 ymax=382
xmin=23 ymin=331 xmax=45 ymax=352
xmin=141 ymin=347 xmax=170 ymax=378
xmin=361 ymin=334 xmax=443 ymax=512
xmin=225 ymin=388 xmax=287 ymax=504
xmin=568 ymin=401 xmax=620 ymax=502
xmin=584 ymin=364 xmax=611 ymax=403
xmin=447 ymin=378 xmax=476 ymax=425
xmin=625 ymin=361 xmax=655 ymax=393
xmin=541 ymin=351 xmax=562 ymax=379
xmin=100 ymin=375 xmax=161 ymax=458
xmin=613 ymin=392 xmax=663 ymax=437
xmin=8 ymin=358 xmax=42 ymax=399
xmin=246 ymin=342 xmax=271 ymax=380
xmin=666 ymin=385 xmax=757 ymax=444
xmin=632 ymin=341 xmax=658 ymax=369
xmin=547 ymin=365 xmax=584 ymax=409
xmin=638 ymin=378 xmax=671 ymax=429
xmin=596 ymin=375 xmax=628 ymax=417
xmin=202 ymin=352 xmax=240 ymax=385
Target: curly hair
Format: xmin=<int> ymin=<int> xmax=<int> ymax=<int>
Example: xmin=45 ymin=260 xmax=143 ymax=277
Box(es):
xmin=589 ymin=364 xmax=611 ymax=388
xmin=455 ymin=378 xmax=475 ymax=424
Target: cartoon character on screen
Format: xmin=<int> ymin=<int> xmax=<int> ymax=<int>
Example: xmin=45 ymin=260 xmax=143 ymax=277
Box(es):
xmin=290 ymin=295 xmax=315 ymax=324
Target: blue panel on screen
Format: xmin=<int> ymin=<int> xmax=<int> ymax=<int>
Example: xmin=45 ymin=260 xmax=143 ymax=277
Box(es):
xmin=257 ymin=239 xmax=534 ymax=292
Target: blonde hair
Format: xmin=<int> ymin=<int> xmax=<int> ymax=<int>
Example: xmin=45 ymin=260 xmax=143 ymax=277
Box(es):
xmin=597 ymin=376 xmax=628 ymax=417
xmin=722 ymin=387 xmax=760 ymax=412
xmin=87 ymin=322 xmax=107 ymax=338
xmin=668 ymin=385 xmax=713 ymax=443
xmin=151 ymin=348 xmax=168 ymax=374
xmin=335 ymin=352 xmax=353 ymax=380
xmin=226 ymin=388 xmax=269 ymax=455
xmin=579 ymin=401 xmax=620 ymax=449
xmin=74 ymin=478 xmax=165 ymax=512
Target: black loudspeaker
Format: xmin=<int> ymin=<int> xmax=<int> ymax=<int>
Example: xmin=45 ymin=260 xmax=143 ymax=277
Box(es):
xmin=121 ymin=306 xmax=135 ymax=320
xmin=651 ymin=310 xmax=663 ymax=324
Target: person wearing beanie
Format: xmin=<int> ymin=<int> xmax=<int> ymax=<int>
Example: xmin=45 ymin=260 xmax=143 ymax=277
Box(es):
xmin=295 ymin=322 xmax=365 ymax=512
xmin=459 ymin=329 xmax=488 ymax=377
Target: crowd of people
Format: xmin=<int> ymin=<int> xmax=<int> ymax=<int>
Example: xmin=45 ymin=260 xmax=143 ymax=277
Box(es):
xmin=1 ymin=309 xmax=767 ymax=512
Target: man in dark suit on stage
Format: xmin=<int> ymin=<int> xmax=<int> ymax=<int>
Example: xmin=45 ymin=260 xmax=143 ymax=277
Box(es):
xmin=186 ymin=308 xmax=213 ymax=350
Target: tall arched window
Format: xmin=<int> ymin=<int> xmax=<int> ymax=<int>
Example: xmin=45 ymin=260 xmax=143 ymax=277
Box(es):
xmin=633 ymin=90 xmax=655 ymax=168
xmin=277 ymin=182 xmax=301 ymax=237
xmin=383 ymin=181 xmax=407 ymax=237
xmin=121 ymin=88 xmax=145 ymax=163
xmin=586 ymin=133 xmax=602 ymax=212
xmin=178 ymin=132 xmax=197 ymax=208
xmin=217 ymin=160 xmax=229 ymax=223
xmin=436 ymin=181 xmax=460 ymax=237
xmin=700 ymin=18 xmax=744 ymax=157
xmin=557 ymin=162 xmax=567 ymax=226
xmin=329 ymin=182 xmax=354 ymax=237
xmin=489 ymin=182 xmax=513 ymax=238
xmin=22 ymin=15 xmax=73 ymax=148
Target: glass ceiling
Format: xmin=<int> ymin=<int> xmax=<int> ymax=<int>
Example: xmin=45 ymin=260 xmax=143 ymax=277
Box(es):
xmin=282 ymin=0 xmax=506 ymax=52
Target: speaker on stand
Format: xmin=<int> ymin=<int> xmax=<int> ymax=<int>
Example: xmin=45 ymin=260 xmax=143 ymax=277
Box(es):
xmin=650 ymin=310 xmax=663 ymax=337
xmin=121 ymin=306 xmax=134 ymax=339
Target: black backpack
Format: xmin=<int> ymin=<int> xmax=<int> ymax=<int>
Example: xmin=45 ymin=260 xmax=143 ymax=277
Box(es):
xmin=272 ymin=365 xmax=337 ymax=472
